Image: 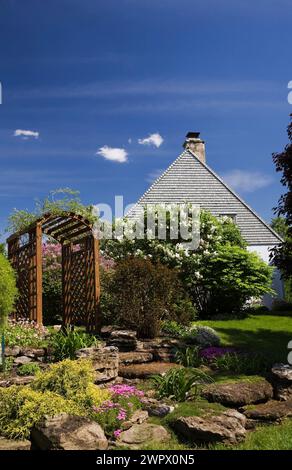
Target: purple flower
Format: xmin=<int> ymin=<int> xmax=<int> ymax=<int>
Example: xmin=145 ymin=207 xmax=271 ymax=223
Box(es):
xmin=109 ymin=384 xmax=144 ymax=398
xmin=200 ymin=346 xmax=237 ymax=360
xmin=117 ymin=410 xmax=127 ymax=421
xmin=114 ymin=429 xmax=122 ymax=438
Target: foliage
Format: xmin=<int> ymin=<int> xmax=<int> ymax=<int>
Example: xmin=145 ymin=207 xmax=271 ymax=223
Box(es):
xmin=49 ymin=327 xmax=99 ymax=361
xmin=7 ymin=188 xmax=98 ymax=234
xmin=184 ymin=325 xmax=221 ymax=347
xmin=103 ymin=208 xmax=246 ymax=267
xmin=175 ymin=346 xmax=202 ymax=368
xmin=161 ymin=320 xmax=189 ymax=338
xmin=0 ymin=386 xmax=82 ymax=439
xmin=271 ymin=217 xmax=292 ymax=302
xmin=17 ymin=363 xmax=41 ymax=376
xmin=151 ymin=368 xmax=212 ymax=402
xmin=210 ymin=351 xmax=269 ymax=375
xmin=182 ymin=244 xmax=274 ymax=317
xmin=5 ymin=318 xmax=47 ymax=348
xmin=32 ymin=359 xmax=95 ymax=398
xmin=271 ymin=114 xmax=292 ymax=278
xmin=0 ymin=254 xmax=18 ymax=329
xmin=0 ymin=356 xmax=14 ymax=373
xmin=106 ymin=257 xmax=194 ymax=338
xmin=92 ymin=384 xmax=144 ymax=438
xmin=103 ymin=209 xmax=272 ymax=318
xmin=271 ymin=216 xmax=289 ymax=239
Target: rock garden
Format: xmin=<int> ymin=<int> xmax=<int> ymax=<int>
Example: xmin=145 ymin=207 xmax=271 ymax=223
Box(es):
xmin=1 ymin=318 xmax=292 ymax=451
xmin=0 ymin=190 xmax=292 ymax=451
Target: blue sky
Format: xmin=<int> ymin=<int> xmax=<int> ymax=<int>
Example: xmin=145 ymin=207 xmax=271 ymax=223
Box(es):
xmin=0 ymin=0 xmax=291 ymax=240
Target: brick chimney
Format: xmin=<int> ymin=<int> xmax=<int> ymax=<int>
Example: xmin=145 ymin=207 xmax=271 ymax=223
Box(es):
xmin=183 ymin=131 xmax=206 ymax=164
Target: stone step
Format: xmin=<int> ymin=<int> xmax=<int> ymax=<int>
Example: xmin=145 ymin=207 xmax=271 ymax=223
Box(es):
xmin=201 ymin=379 xmax=273 ymax=407
xmin=119 ymin=351 xmax=153 ymax=365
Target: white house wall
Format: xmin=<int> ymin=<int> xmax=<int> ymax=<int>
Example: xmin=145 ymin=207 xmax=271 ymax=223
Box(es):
xmin=247 ymin=245 xmax=284 ymax=308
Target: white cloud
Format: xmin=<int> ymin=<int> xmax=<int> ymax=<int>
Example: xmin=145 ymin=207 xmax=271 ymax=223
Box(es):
xmin=146 ymin=168 xmax=165 ymax=183
xmin=221 ymin=169 xmax=273 ymax=193
xmin=96 ymin=145 xmax=128 ymax=163
xmin=14 ymin=129 xmax=39 ymax=139
xmin=138 ymin=132 xmax=164 ymax=148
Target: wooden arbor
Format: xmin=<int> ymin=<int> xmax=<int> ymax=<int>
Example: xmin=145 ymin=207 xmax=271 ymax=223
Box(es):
xmin=7 ymin=213 xmax=101 ymax=332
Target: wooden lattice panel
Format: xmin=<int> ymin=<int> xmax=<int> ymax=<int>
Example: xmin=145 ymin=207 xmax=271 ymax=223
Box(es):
xmin=7 ymin=213 xmax=100 ymax=331
xmin=62 ymin=236 xmax=100 ymax=332
xmin=8 ymin=229 xmax=41 ymax=322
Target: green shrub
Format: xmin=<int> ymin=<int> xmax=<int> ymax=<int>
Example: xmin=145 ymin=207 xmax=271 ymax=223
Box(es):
xmin=49 ymin=327 xmax=99 ymax=361
xmin=0 ymin=386 xmax=82 ymax=439
xmin=151 ymin=368 xmax=212 ymax=402
xmin=107 ymin=257 xmax=194 ymax=338
xmin=175 ymin=346 xmax=202 ymax=368
xmin=212 ymin=352 xmax=269 ymax=375
xmin=184 ymin=325 xmax=221 ymax=347
xmin=0 ymin=254 xmax=18 ymax=370
xmin=182 ymin=245 xmax=274 ymax=318
xmin=0 ymin=356 xmax=14 ymax=374
xmin=17 ymin=363 xmax=41 ymax=376
xmin=0 ymin=254 xmax=18 ymax=329
xmin=32 ymin=358 xmax=95 ymax=398
xmin=161 ymin=320 xmax=189 ymax=338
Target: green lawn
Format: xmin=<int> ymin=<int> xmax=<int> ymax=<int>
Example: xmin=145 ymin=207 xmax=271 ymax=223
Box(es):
xmin=197 ymin=314 xmax=292 ymax=363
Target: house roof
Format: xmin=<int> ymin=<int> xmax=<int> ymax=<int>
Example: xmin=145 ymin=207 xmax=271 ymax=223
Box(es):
xmin=127 ymin=149 xmax=282 ymax=246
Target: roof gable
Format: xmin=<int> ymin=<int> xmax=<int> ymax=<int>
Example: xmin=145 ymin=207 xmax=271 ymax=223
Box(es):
xmin=128 ymin=149 xmax=282 ymax=246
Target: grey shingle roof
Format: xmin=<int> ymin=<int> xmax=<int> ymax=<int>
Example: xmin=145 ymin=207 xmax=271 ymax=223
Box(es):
xmin=127 ymin=149 xmax=282 ymax=246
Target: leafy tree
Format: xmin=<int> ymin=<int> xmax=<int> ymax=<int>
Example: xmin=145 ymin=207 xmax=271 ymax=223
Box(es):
xmin=182 ymin=245 xmax=274 ymax=317
xmin=271 ymin=217 xmax=289 ymax=239
xmin=271 ymin=115 xmax=292 ymax=278
xmin=271 ymin=217 xmax=292 ymax=302
xmin=0 ymin=254 xmax=18 ymax=369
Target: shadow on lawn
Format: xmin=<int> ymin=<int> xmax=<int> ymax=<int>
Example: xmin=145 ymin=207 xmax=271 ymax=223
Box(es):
xmin=214 ymin=327 xmax=291 ymax=363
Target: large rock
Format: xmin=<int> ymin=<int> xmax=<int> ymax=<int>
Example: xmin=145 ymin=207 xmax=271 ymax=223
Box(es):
xmin=202 ymin=379 xmax=273 ymax=407
xmin=119 ymin=362 xmax=181 ymax=379
xmin=0 ymin=438 xmax=31 ymax=450
xmin=76 ymin=346 xmax=119 ymax=383
xmin=119 ymin=351 xmax=153 ymax=365
xmin=173 ymin=410 xmax=247 ymax=445
xmin=14 ymin=356 xmax=33 ymax=366
xmin=31 ymin=413 xmax=108 ymax=450
xmin=117 ymin=423 xmax=170 ymax=449
xmin=108 ymin=330 xmax=137 ymax=352
xmin=271 ymin=364 xmax=292 ymax=401
xmin=242 ymin=399 xmax=292 ymax=422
